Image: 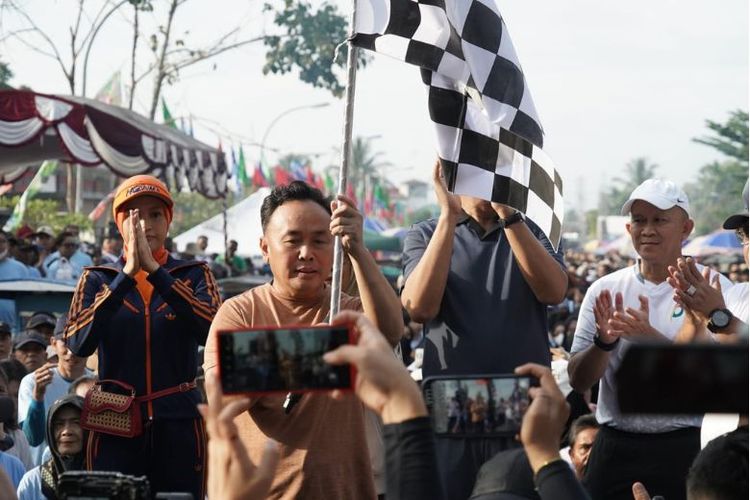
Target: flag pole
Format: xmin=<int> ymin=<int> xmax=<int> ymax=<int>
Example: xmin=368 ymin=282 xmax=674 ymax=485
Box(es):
xmin=330 ymin=0 xmax=359 ymax=318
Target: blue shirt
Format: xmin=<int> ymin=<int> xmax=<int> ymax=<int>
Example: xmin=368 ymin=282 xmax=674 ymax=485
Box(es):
xmin=16 ymin=465 xmax=42 ymax=500
xmin=402 ymin=215 xmax=565 ymax=376
xmin=0 ymin=451 xmax=26 ymax=489
xmin=0 ymin=258 xmax=30 ymax=280
xmin=43 ymin=253 xmax=85 ymax=282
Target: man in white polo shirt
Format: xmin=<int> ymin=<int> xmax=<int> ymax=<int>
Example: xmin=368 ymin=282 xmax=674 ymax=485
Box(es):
xmin=568 ymin=179 xmax=732 ymax=500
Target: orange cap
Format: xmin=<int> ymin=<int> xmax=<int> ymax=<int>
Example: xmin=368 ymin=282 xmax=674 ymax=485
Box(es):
xmin=112 ymin=175 xmax=174 ymax=222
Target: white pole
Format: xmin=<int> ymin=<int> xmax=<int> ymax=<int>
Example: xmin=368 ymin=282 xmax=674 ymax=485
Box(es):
xmin=74 ymin=164 xmax=83 ymax=213
xmin=330 ymin=1 xmax=359 ymax=318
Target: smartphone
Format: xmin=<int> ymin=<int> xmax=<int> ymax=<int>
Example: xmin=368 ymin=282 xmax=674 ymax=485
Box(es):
xmin=217 ymin=324 xmax=355 ymax=395
xmin=422 ymin=375 xmax=538 ymax=437
xmin=616 ymin=343 xmax=748 ymax=414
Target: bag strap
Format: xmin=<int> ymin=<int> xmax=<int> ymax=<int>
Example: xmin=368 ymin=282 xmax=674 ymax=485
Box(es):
xmin=136 ymin=381 xmax=197 ymax=403
xmin=95 ymin=379 xmax=136 ymax=396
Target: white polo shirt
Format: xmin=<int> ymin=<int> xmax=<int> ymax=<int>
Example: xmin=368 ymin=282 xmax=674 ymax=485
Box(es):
xmin=571 ymin=263 xmax=732 ymax=433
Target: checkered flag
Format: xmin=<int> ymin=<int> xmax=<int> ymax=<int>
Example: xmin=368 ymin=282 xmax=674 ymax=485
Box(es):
xmin=354 ymin=0 xmax=564 ymax=248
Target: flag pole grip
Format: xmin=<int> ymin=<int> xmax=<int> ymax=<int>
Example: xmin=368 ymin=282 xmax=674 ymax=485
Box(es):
xmin=330 ymin=0 xmax=359 ymax=319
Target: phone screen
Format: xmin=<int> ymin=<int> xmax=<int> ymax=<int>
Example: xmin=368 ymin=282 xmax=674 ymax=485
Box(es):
xmin=218 ymin=325 xmax=353 ymax=394
xmin=423 ymin=375 xmax=535 ymax=437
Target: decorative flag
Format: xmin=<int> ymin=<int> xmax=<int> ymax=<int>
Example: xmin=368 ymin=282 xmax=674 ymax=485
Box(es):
xmin=88 ymin=190 xmax=115 ymax=221
xmin=289 ymin=161 xmax=307 ymax=182
xmin=237 ymin=148 xmax=249 ymax=187
xmin=161 ymin=98 xmax=177 ymax=129
xmin=252 ymin=163 xmax=268 ymax=188
xmin=324 ymin=171 xmax=336 ymax=194
xmin=94 ymin=71 xmax=123 ymax=106
xmin=274 ymin=165 xmax=294 ymax=186
xmin=3 ymin=160 xmax=58 ymax=231
xmin=353 ymin=0 xmax=564 ymax=248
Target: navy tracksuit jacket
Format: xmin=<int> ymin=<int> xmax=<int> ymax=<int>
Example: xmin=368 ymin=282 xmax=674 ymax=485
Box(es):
xmin=65 ymin=256 xmax=221 ymax=498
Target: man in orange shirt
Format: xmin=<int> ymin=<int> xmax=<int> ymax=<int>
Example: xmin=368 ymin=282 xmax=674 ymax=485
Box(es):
xmin=204 ymin=181 xmax=402 ymax=500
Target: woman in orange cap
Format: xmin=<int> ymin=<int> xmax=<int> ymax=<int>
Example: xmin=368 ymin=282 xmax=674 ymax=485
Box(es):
xmin=63 ymin=174 xmax=221 ymax=498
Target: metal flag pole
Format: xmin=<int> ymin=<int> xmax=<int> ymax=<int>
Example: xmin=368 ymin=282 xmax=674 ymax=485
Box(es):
xmin=330 ymin=0 xmax=359 ymax=318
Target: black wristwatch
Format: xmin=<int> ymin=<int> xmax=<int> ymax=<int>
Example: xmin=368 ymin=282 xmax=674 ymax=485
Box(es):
xmin=500 ymin=210 xmax=525 ymax=229
xmin=707 ymin=308 xmax=733 ymax=333
xmin=594 ymin=334 xmax=620 ymax=351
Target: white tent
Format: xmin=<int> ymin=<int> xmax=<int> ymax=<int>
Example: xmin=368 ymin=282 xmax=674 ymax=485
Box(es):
xmin=173 ymin=188 xmax=271 ymax=257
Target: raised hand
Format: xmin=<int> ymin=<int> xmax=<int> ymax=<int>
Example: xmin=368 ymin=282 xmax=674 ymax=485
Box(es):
xmin=329 ymin=195 xmax=365 ymax=257
xmin=136 ymin=215 xmax=159 ymax=273
xmin=514 ymin=363 xmax=570 ymax=474
xmin=433 ymin=159 xmax=462 ymax=221
xmin=667 ymin=257 xmax=725 ymax=320
xmin=323 ymin=310 xmax=426 ymax=424
xmin=593 ymin=289 xmax=620 ymax=344
xmin=198 ymin=371 xmax=280 ymax=500
xmin=122 ymin=209 xmax=141 ymax=277
xmin=32 ymin=362 xmax=58 ymax=402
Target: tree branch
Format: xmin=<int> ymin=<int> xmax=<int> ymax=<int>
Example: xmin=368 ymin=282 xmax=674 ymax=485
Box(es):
xmin=171 ymin=36 xmax=268 ymax=73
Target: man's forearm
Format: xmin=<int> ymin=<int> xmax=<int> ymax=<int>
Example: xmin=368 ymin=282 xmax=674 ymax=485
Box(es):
xmin=503 ymin=223 xmax=567 ymax=304
xmin=401 ymin=216 xmax=456 ymax=323
xmin=568 ymin=346 xmax=611 ymax=393
xmin=351 ymin=248 xmax=404 ymax=346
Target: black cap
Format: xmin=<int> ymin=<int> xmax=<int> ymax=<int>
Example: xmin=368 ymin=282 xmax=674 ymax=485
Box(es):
xmin=53 ymin=314 xmax=68 ymax=339
xmin=26 ymin=312 xmax=57 ymax=330
xmin=13 ymin=331 xmax=47 ymax=350
xmin=723 ymin=180 xmax=749 ymax=230
xmin=0 ymin=321 xmax=11 ymax=336
xmin=470 ymin=448 xmax=539 ymax=500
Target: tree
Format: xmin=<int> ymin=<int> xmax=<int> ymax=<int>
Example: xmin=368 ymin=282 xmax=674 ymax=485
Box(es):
xmin=263 ymin=0 xmax=369 ymax=98
xmin=350 ymin=136 xmax=389 ymax=189
xmin=0 ymin=57 xmax=12 ymax=88
xmin=599 ymin=157 xmax=659 ymax=215
xmin=0 ymin=0 xmax=359 ymax=118
xmin=684 ymin=110 xmax=748 ymax=235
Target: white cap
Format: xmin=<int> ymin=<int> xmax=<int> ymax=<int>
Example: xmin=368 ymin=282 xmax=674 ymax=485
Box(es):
xmin=620 ymin=179 xmax=690 ymax=216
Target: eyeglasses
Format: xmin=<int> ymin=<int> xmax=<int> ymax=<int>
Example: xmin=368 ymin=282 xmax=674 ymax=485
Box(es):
xmin=62 ymin=242 xmax=79 ymax=248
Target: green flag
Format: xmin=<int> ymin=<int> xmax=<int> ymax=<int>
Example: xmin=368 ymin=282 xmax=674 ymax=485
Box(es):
xmin=161 ymin=98 xmax=177 ymax=128
xmin=3 ymin=160 xmax=58 ymax=231
xmin=324 ymin=171 xmax=335 ymax=194
xmin=238 ymin=148 xmax=249 ymax=186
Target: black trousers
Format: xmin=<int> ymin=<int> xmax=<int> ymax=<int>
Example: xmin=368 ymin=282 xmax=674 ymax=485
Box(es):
xmin=87 ymin=417 xmax=207 ymax=499
xmin=435 ymin=436 xmax=519 ymax=500
xmin=583 ymin=425 xmax=700 ymax=500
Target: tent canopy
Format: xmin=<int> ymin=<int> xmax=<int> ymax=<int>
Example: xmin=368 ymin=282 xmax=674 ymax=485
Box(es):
xmin=0 ymin=90 xmax=227 ymax=198
xmin=173 ymin=188 xmax=270 ymax=257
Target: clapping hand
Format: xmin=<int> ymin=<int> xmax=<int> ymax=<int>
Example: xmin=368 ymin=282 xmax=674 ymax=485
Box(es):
xmin=593 ymin=290 xmax=621 ymax=345
xmin=609 ymin=295 xmax=665 ymax=341
xmin=667 ymin=257 xmax=725 ymax=321
xmin=198 ymin=371 xmax=280 ymax=500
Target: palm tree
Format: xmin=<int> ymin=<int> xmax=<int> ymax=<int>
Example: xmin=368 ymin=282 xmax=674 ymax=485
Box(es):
xmin=600 ymin=157 xmax=659 ymax=215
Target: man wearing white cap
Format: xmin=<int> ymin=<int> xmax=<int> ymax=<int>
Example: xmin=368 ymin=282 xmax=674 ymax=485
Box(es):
xmin=567 ymin=179 xmax=732 ymax=500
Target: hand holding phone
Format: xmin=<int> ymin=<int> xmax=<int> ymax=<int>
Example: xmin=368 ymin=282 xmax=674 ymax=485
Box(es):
xmin=324 ymin=311 xmax=426 ymax=424
xmin=514 ymin=363 xmax=570 ymax=474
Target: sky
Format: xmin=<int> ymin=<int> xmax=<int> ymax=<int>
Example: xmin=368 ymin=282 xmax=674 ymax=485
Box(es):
xmin=1 ymin=0 xmax=747 ymax=210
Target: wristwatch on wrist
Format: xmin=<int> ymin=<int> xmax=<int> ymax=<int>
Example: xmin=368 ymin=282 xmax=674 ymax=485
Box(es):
xmin=500 ymin=210 xmax=525 ymax=229
xmin=707 ymin=308 xmax=733 ymax=333
xmin=594 ymin=334 xmax=620 ymax=351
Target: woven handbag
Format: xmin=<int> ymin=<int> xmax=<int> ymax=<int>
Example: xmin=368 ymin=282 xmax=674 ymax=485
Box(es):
xmin=81 ymin=379 xmax=142 ymax=438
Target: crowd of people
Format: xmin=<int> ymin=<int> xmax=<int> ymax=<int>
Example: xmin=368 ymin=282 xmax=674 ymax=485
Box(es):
xmin=0 ymin=170 xmax=746 ymax=500
xmin=0 ymin=224 xmax=263 ymax=284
